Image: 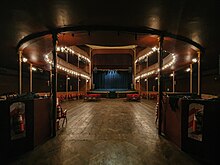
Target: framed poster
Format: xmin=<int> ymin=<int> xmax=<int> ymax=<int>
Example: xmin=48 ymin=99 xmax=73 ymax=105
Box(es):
xmin=188 ymin=103 xmax=204 ymax=141
xmin=10 ymin=102 xmax=26 ymax=140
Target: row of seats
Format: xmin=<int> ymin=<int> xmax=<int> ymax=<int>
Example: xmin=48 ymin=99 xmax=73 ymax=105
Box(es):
xmin=56 ymin=93 xmax=157 ymax=103
xmin=84 ymin=94 xmax=101 ymax=101
xmin=57 ymin=93 xmax=84 ymax=102
xmin=126 ymin=94 xmax=141 ymax=101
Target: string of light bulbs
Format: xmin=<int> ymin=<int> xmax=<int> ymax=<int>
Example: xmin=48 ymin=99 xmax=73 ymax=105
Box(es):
xmin=135 ymin=53 xmax=176 ymax=80
xmin=45 ymin=54 xmax=90 ymax=80
xmin=56 ymin=46 xmax=90 ymax=63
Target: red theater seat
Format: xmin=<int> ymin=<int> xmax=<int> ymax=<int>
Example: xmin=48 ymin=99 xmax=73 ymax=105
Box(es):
xmin=84 ymin=94 xmax=101 ymax=101
xmin=126 ymin=94 xmax=141 ymax=101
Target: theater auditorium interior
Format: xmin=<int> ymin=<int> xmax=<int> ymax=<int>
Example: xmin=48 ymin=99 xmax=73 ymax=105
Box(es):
xmin=0 ymin=0 xmax=220 ymax=164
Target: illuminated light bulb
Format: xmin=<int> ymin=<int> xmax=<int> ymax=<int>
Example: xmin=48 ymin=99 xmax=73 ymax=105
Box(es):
xmin=170 ymin=73 xmax=174 ymax=77
xmin=61 ymin=47 xmax=65 ymax=52
xmin=192 ymin=58 xmax=197 ymax=63
xmin=186 ymin=68 xmax=191 ymax=72
xmin=152 ymin=47 xmax=157 ymax=51
xmin=22 ymin=57 xmax=28 ymax=62
xmin=32 ymin=67 xmax=37 ymax=71
xmin=56 ymin=47 xmax=60 ymax=52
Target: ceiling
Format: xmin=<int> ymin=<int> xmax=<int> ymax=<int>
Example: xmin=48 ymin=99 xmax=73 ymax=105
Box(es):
xmin=0 ymin=0 xmax=219 ymax=72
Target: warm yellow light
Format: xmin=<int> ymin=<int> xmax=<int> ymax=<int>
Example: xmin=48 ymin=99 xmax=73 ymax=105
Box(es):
xmin=22 ymin=57 xmax=27 ymax=62
xmin=56 ymin=46 xmax=90 ymax=63
xmin=186 ymin=68 xmax=191 ymax=72
xmin=152 ymin=46 xmax=157 ymax=52
xmin=32 ymin=67 xmax=37 ymax=71
xmin=56 ymin=47 xmax=60 ymax=52
xmin=192 ymin=58 xmax=197 ymax=63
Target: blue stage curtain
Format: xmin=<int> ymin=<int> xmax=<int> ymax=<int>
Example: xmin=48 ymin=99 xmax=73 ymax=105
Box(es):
xmin=93 ymin=71 xmax=132 ymax=90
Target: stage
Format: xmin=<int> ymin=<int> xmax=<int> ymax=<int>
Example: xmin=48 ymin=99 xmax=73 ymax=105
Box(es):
xmin=87 ymin=89 xmax=138 ymax=98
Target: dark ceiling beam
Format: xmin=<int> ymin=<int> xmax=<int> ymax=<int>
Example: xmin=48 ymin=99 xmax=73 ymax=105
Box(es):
xmin=16 ymin=25 xmax=204 ymax=52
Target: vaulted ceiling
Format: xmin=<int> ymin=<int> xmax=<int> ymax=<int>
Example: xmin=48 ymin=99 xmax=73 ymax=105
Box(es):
xmin=0 ymin=0 xmax=219 ymax=72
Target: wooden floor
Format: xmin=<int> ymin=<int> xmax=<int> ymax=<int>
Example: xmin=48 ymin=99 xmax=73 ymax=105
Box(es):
xmin=9 ymin=98 xmax=200 ymax=165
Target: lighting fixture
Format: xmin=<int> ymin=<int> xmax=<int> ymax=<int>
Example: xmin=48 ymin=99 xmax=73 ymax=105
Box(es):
xmin=192 ymin=58 xmax=197 ymax=63
xmin=186 ymin=68 xmax=191 ymax=72
xmin=32 ymin=67 xmax=37 ymax=71
xmin=44 ymin=53 xmax=90 ymax=80
xmin=56 ymin=46 xmax=90 ymax=63
xmin=135 ymin=53 xmax=176 ymax=80
xmin=22 ymin=57 xmax=27 ymax=62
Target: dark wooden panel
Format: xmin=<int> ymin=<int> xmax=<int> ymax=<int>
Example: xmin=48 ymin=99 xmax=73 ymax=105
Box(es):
xmin=34 ymin=98 xmax=51 ymax=147
xmin=93 ymin=54 xmax=132 ymax=68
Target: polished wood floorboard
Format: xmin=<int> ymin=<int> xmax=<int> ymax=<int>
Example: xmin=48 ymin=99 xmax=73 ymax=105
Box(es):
xmin=9 ymin=98 xmax=200 ymax=165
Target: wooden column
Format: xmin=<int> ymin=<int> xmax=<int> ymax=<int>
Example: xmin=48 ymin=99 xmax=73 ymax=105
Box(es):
xmin=172 ymin=71 xmax=175 ymax=93
xmin=66 ymin=52 xmax=69 ymax=98
xmin=78 ymin=76 xmax=80 ymax=99
xmin=197 ymin=51 xmax=201 ymax=96
xmin=78 ymin=56 xmax=80 ymax=99
xmin=146 ymin=78 xmax=149 ymax=99
xmin=133 ymin=48 xmax=137 ymax=90
xmin=89 ymin=48 xmax=92 ymax=90
xmin=30 ymin=63 xmax=33 ymax=92
xmin=49 ymin=65 xmax=52 ymax=96
xmin=66 ymin=75 xmax=68 ymax=100
xmin=158 ymin=36 xmax=164 ymax=135
xmin=190 ymin=64 xmax=193 ymax=93
xmin=18 ymin=50 xmax=22 ymax=94
xmin=146 ymin=56 xmax=149 ymax=99
xmin=139 ymin=79 xmax=141 ymax=94
xmin=52 ymin=33 xmax=58 ymax=137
